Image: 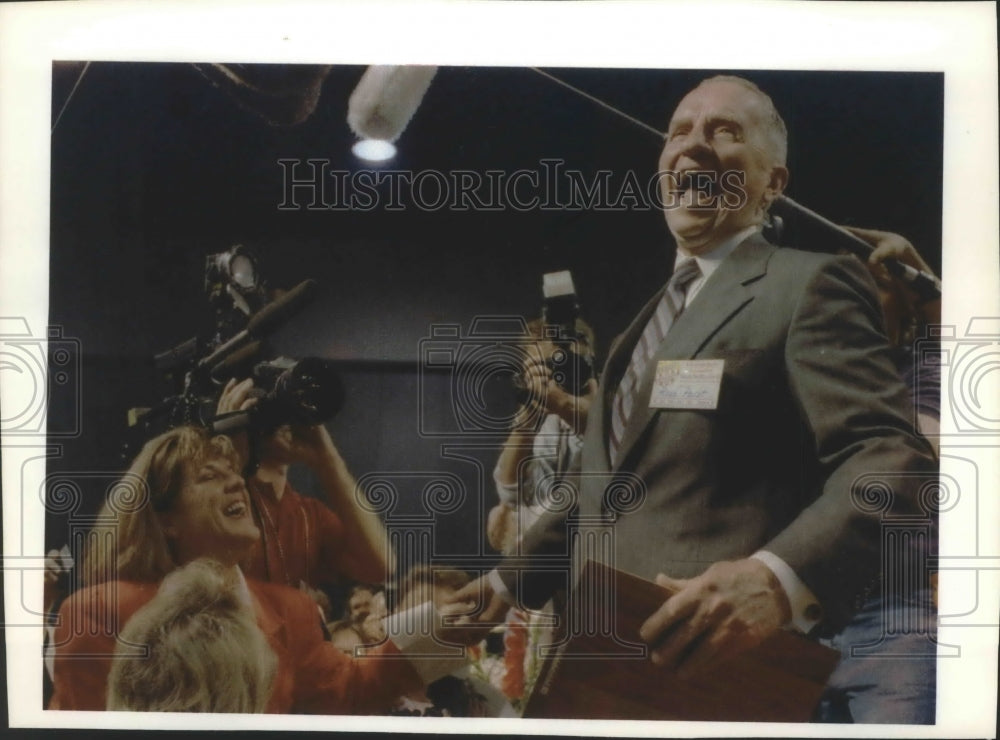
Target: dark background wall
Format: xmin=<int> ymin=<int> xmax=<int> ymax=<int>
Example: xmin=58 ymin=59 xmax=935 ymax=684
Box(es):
xmin=45 ymin=63 xmax=944 ymax=572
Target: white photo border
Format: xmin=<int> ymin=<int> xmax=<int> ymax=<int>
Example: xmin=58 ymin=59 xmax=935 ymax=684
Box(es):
xmin=1 ymin=1 xmax=997 ymax=736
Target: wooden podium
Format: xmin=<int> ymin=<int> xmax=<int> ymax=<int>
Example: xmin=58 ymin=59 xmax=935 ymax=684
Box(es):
xmin=522 ymin=561 xmax=839 ymax=722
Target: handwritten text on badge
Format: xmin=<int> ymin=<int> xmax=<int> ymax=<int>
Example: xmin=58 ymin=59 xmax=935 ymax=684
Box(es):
xmin=649 ymin=359 xmax=725 ymax=409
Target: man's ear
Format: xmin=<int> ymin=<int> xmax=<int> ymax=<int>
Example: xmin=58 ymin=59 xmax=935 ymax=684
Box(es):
xmin=763 ymin=165 xmax=789 ymax=208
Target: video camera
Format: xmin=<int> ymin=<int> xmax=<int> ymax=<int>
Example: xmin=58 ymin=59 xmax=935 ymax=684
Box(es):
xmin=512 ymin=270 xmax=596 ymax=404
xmin=126 ymin=245 xmax=343 ymax=456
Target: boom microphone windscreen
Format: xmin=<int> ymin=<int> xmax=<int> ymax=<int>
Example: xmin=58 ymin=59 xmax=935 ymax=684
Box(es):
xmin=347 ymin=65 xmax=437 ymax=142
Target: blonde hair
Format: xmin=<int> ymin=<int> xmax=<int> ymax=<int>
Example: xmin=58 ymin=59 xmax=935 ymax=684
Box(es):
xmin=81 ymin=426 xmax=242 ymax=586
xmin=107 ymin=558 xmax=276 ymax=712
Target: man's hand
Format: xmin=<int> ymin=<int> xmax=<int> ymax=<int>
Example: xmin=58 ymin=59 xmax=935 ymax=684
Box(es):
xmin=439 ymin=574 xmax=509 ymax=645
xmin=638 ymin=559 xmax=792 ymax=679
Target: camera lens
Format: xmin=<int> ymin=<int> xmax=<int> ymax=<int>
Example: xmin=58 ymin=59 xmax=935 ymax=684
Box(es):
xmin=272 ymin=357 xmax=345 ymax=424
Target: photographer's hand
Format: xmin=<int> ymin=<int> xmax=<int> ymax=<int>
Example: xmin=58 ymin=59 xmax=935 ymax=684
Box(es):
xmin=545 ymin=376 xmax=597 ymax=437
xmin=495 ymin=352 xmax=551 ymax=499
xmin=514 ymin=353 xmax=552 ymax=430
xmin=216 ymin=377 xmax=258 ymax=467
xmin=281 ymin=422 xmax=334 ymax=468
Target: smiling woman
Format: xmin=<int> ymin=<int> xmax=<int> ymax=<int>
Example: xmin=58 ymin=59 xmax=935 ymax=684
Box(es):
xmin=157 ymin=454 xmax=260 ymax=568
xmin=80 ymin=428 xmax=250 ymax=586
xmin=49 ymin=426 xmax=468 ymax=713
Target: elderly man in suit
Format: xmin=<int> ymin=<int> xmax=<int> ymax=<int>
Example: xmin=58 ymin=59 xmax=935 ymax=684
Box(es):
xmin=451 ymin=76 xmax=936 ymax=687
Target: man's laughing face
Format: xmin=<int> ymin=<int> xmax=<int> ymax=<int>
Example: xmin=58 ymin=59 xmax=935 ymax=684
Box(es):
xmin=659 ymin=79 xmax=788 ymax=255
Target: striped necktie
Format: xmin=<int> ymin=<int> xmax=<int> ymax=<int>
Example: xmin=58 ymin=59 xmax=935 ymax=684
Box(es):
xmin=608 ymin=258 xmax=701 ymax=466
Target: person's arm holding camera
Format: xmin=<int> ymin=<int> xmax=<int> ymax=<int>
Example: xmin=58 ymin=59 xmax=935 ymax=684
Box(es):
xmin=490 ymin=350 xmax=550 ymax=553
xmin=216 ymin=377 xmax=258 ymax=466
xmin=490 ymin=349 xmax=596 ymax=552
xmin=541 ymin=364 xmax=597 ymax=438
xmin=495 ymin=350 xmax=596 ymax=488
xmin=216 ymin=377 xmax=393 ymax=586
xmin=493 ymin=352 xmax=551 ymax=495
xmin=285 ymin=423 xmax=392 ymax=584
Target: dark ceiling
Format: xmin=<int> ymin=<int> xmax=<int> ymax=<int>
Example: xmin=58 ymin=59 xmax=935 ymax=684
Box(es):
xmin=49 ymin=63 xmax=943 ymax=359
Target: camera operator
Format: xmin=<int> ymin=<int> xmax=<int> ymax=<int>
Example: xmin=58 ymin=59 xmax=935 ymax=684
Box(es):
xmin=217 ymin=377 xmax=391 ymax=591
xmin=488 ymin=318 xmax=598 ymax=555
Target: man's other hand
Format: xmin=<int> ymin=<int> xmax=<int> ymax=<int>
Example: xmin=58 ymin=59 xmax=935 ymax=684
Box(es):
xmin=638 ymin=558 xmax=792 ymax=678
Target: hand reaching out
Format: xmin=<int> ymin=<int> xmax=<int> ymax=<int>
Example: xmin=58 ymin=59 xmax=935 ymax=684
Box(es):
xmin=439 ymin=575 xmax=510 ymax=646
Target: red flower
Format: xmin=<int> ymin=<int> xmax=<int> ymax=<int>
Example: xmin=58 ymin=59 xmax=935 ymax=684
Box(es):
xmin=501 ymin=609 xmax=527 ymax=700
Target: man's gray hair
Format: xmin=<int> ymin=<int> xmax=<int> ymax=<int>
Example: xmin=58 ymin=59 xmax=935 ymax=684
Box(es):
xmin=699 ymin=75 xmax=788 ymax=165
xmin=107 ymin=558 xmax=277 ymax=713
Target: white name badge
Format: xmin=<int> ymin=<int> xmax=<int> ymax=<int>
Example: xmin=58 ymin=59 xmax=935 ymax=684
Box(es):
xmin=649 ymin=359 xmax=724 ymax=410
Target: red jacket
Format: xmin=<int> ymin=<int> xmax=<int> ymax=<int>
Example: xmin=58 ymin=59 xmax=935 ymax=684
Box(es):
xmin=49 ymin=577 xmax=421 ymax=713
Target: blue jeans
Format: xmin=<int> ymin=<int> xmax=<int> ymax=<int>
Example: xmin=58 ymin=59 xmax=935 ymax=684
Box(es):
xmin=813 ymin=588 xmax=937 ymax=724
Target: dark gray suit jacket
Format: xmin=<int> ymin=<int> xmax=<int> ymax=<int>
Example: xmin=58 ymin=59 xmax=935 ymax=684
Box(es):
xmin=500 ymin=234 xmax=937 ymax=632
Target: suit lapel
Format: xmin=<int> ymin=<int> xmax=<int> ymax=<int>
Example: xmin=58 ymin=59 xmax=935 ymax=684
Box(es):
xmin=609 ymin=235 xmax=775 ymax=470
xmin=591 ymin=287 xmax=666 ymax=470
